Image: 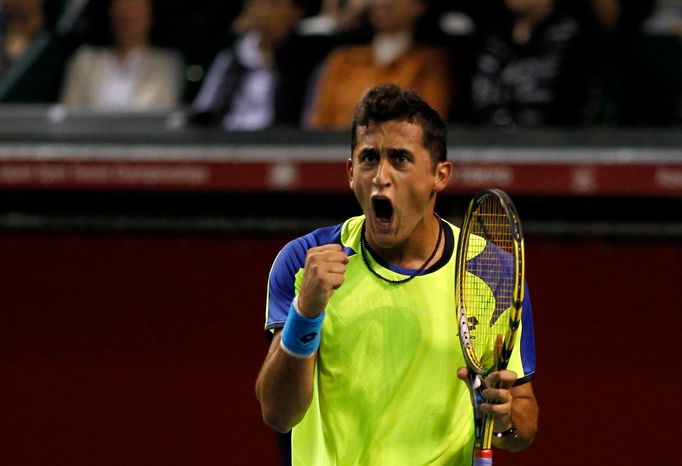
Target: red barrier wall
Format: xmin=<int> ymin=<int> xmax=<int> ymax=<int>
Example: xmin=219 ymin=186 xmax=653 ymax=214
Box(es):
xmin=1 ymin=231 xmax=678 ymax=465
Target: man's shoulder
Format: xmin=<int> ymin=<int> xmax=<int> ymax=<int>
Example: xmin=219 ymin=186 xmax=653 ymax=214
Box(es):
xmin=144 ymin=47 xmax=184 ymax=67
xmin=326 ymin=45 xmax=373 ymax=65
xmin=275 ymin=217 xmax=362 ymax=264
xmin=70 ymin=45 xmax=110 ymax=64
xmin=294 ymin=222 xmax=343 ymax=248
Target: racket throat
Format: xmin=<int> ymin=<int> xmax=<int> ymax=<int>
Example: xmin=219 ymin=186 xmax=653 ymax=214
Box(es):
xmin=473 ymin=448 xmax=493 ymax=466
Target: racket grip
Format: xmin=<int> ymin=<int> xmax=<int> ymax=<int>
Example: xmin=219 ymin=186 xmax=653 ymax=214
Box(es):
xmin=473 ymin=448 xmax=493 ymax=466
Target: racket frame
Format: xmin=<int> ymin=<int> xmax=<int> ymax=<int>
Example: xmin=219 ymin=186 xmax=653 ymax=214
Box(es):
xmin=454 ymin=188 xmax=525 ymax=464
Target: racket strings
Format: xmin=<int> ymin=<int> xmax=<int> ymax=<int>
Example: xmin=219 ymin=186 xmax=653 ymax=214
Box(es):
xmin=455 ymin=189 xmax=526 ymax=458
xmin=464 ymin=198 xmax=514 ymax=372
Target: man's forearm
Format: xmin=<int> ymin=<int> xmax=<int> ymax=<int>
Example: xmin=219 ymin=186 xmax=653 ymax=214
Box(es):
xmin=492 ymin=387 xmax=539 ymax=452
xmin=255 ymin=332 xmax=317 ymax=433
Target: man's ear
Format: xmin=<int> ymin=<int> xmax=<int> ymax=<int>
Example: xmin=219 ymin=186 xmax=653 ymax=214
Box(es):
xmin=347 ymin=158 xmax=354 ymax=189
xmin=433 ymin=161 xmax=452 ymax=193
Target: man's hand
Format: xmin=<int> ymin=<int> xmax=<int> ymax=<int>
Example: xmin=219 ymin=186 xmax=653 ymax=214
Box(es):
xmin=457 ymin=367 xmax=517 ymax=432
xmin=458 ymin=366 xmax=538 ymax=451
xmin=297 ymin=244 xmax=349 ymax=317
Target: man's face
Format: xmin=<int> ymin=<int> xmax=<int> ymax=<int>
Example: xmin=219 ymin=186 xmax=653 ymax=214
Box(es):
xmin=368 ymin=0 xmax=426 ymax=33
xmin=248 ymin=0 xmax=303 ymax=42
xmin=504 ymin=0 xmax=551 ymax=15
xmin=2 ymin=0 xmax=42 ymax=17
xmin=348 ymin=120 xmax=449 ymax=250
xmin=110 ymin=0 xmax=152 ymax=46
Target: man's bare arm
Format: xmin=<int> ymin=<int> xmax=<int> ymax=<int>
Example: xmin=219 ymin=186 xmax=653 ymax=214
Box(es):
xmin=256 ymin=244 xmax=348 ymax=432
xmin=255 ymin=331 xmax=316 ymax=433
xmin=492 ymin=380 xmax=538 ymax=452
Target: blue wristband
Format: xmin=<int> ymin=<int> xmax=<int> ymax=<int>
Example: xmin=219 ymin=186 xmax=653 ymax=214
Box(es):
xmin=280 ymin=297 xmax=325 ymax=359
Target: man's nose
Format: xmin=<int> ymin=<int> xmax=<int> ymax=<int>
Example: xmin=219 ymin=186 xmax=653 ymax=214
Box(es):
xmin=372 ymin=158 xmax=391 ymax=189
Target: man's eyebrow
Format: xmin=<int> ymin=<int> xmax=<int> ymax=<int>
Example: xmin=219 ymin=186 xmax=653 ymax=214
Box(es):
xmin=387 ymin=148 xmax=414 ymax=158
xmin=358 ymin=147 xmax=378 ymax=156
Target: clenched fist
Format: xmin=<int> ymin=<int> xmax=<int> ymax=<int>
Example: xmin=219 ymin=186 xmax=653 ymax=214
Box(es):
xmin=297 ymin=244 xmax=349 ymax=318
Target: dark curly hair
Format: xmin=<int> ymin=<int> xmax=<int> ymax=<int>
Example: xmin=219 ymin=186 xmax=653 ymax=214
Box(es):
xmin=351 ymin=84 xmax=447 ymax=168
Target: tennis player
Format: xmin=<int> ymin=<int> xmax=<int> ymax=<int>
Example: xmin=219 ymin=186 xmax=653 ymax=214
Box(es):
xmin=256 ymin=84 xmax=538 ymax=465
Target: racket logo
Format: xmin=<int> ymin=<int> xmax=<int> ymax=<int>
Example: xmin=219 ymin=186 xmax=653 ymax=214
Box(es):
xmin=299 ymin=332 xmax=318 ymax=344
xmin=459 ymin=306 xmax=471 ymax=344
xmin=467 ymin=316 xmax=479 ymax=336
xmin=458 ymin=305 xmax=480 ymax=341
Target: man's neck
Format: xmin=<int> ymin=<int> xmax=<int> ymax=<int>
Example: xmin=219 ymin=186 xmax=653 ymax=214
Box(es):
xmin=368 ymin=214 xmax=443 ymax=269
xmin=372 ymin=31 xmax=413 ymax=66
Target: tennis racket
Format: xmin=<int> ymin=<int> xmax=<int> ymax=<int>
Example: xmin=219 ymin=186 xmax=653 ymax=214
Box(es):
xmin=454 ymin=188 xmax=525 ymax=466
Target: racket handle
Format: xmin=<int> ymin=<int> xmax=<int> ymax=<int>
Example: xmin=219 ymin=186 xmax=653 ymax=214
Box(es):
xmin=473 ymin=448 xmax=493 ymax=466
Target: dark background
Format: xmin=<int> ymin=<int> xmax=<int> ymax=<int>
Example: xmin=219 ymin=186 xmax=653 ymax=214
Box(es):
xmin=1 ymin=0 xmax=680 ymax=462
xmin=1 ymin=189 xmax=680 ymax=466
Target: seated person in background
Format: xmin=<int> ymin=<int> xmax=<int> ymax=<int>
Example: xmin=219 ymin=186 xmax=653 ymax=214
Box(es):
xmin=188 ymin=0 xmax=323 ymax=130
xmin=575 ymin=0 xmax=678 ymax=126
xmin=297 ymin=0 xmax=370 ymax=35
xmin=585 ymin=0 xmax=656 ymax=33
xmin=305 ymin=0 xmax=452 ymax=130
xmin=0 ymin=0 xmax=46 ymax=79
xmin=467 ymin=0 xmax=592 ymax=128
xmin=0 ymin=0 xmax=69 ymax=103
xmin=60 ymin=0 xmax=183 ymax=111
xmin=643 ymin=0 xmax=682 ymax=37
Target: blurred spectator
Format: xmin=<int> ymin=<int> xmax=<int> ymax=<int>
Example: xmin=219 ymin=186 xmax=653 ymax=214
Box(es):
xmin=297 ymin=0 xmax=369 ymax=35
xmin=60 ymin=0 xmax=183 ymax=111
xmin=575 ymin=0 xmax=680 ymax=126
xmin=586 ymin=0 xmax=656 ymax=33
xmin=0 ymin=0 xmax=45 ymax=76
xmin=643 ymin=0 xmax=682 ymax=36
xmin=467 ymin=0 xmax=593 ymax=128
xmin=178 ymin=1 xmax=245 ymax=96
xmin=187 ymin=0 xmax=323 ymax=130
xmin=0 ymin=0 xmax=69 ymax=102
xmin=305 ymin=0 xmax=452 ymax=129
xmin=433 ymin=0 xmax=509 ymax=123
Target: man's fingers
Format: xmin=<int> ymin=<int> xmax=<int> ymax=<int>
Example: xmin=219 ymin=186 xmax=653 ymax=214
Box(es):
xmin=307 ymin=245 xmax=349 ymax=269
xmin=325 ymin=262 xmax=348 ymax=274
xmin=483 ymin=370 xmax=517 ymax=389
xmin=481 ymin=387 xmax=513 ymax=405
xmin=322 ymin=251 xmax=350 ymax=266
xmin=327 ymin=269 xmax=346 ymax=290
xmin=299 ymin=245 xmax=350 ymax=315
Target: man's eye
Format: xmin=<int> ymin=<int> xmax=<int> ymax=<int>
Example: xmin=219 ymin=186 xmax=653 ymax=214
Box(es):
xmin=394 ymin=152 xmax=410 ymax=164
xmin=361 ymin=151 xmax=378 ymax=162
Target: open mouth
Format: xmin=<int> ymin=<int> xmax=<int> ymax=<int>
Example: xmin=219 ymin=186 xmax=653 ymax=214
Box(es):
xmin=372 ymin=197 xmax=394 ymax=225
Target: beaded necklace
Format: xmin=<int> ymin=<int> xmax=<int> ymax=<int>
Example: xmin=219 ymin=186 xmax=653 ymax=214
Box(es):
xmin=359 ymin=215 xmax=443 ymax=285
